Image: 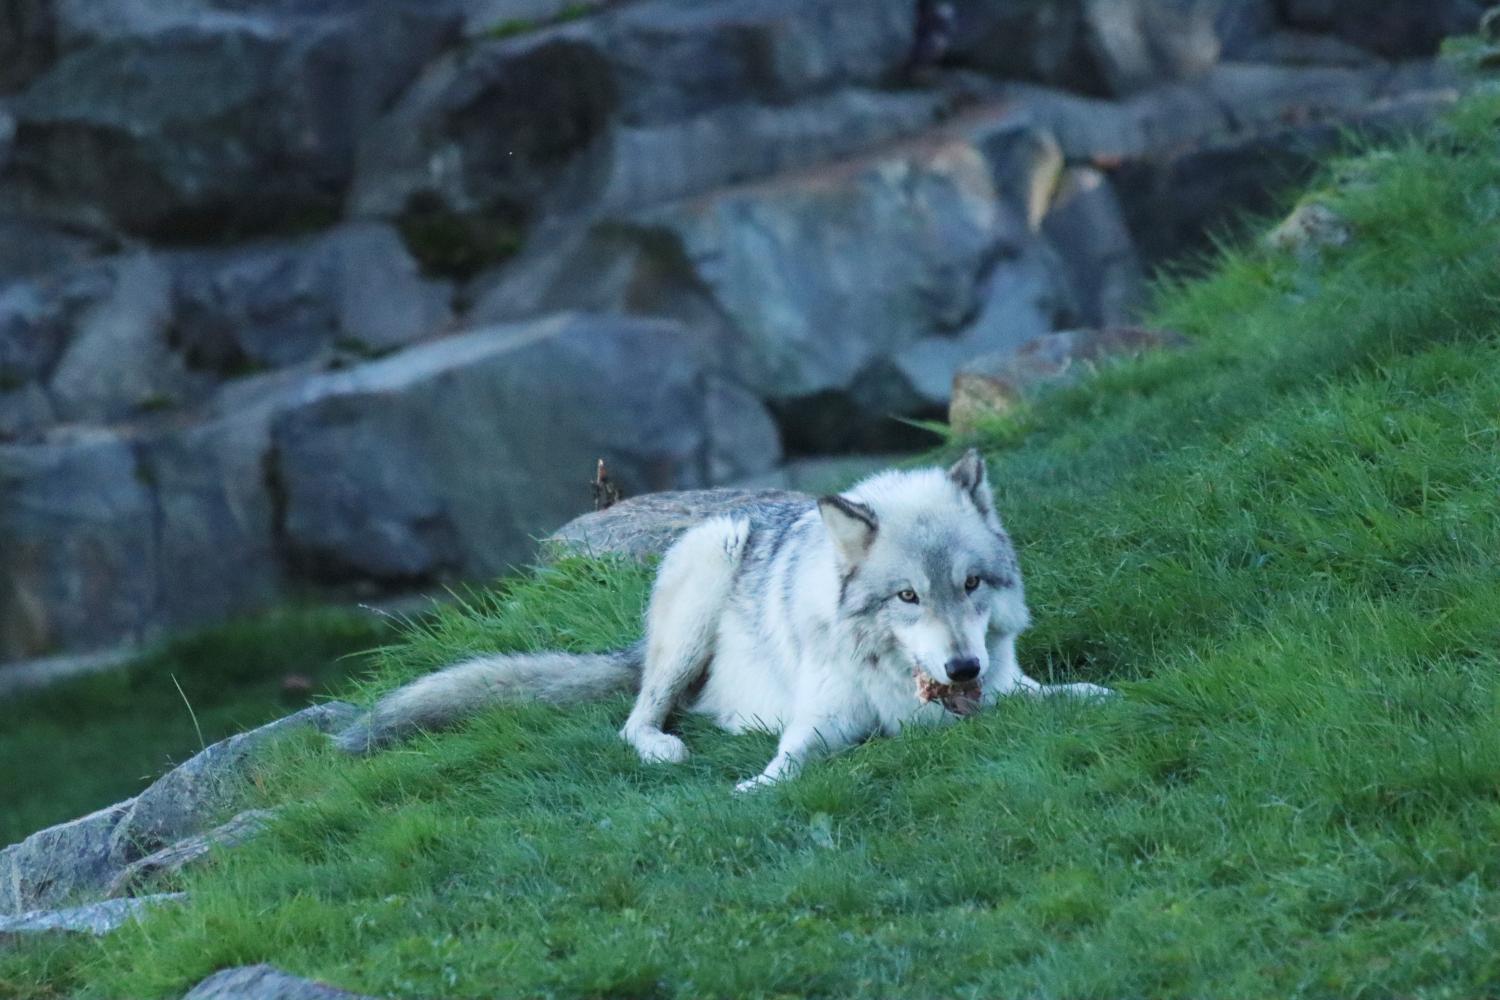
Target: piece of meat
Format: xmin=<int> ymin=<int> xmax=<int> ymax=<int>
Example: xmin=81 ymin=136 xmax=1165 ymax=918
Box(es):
xmin=914 ymin=669 xmax=982 ymax=717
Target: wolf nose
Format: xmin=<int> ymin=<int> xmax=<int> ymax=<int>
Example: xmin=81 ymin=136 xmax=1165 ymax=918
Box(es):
xmin=945 ymin=657 xmax=981 ymax=683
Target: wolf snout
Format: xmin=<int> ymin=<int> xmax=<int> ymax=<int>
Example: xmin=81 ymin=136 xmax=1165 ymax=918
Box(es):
xmin=945 ymin=657 xmax=981 ymax=683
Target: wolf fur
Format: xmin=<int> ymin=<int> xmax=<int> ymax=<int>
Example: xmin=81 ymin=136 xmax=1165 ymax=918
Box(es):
xmin=335 ymin=450 xmax=1111 ymax=791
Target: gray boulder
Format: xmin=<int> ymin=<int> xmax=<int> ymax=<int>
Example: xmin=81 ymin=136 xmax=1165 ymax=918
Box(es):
xmin=0 ymin=429 xmax=157 ymax=661
xmin=1113 ymin=86 xmax=1459 ymax=264
xmin=0 ymin=214 xmax=108 ymax=280
xmin=0 ymin=261 xmax=111 ymax=388
xmin=351 ymin=0 xmax=919 ymax=226
xmin=5 ymin=3 xmax=461 ymax=237
xmin=349 ymin=29 xmax=618 ymax=225
xmin=948 ymin=0 xmax=1238 ymax=97
xmin=595 ymin=88 xmax=955 ymax=213
xmin=0 ymin=0 xmax=54 ymax=94
xmin=0 ymin=894 xmax=184 ymax=943
xmin=970 ymin=120 xmax=1065 ymax=231
xmin=170 ymin=223 xmax=454 ymax=372
xmin=272 ymin=313 xmax=778 ymax=583
xmin=549 ymin=487 xmax=810 ymax=561
xmin=47 ymin=253 xmax=204 ymax=422
xmin=1278 ymin=0 xmax=1482 ymax=59
xmin=107 ymin=809 xmax=276 ymax=898
xmin=603 ymin=0 xmax=914 ymax=124
xmin=0 ymin=382 xmax=53 ymax=440
xmin=474 ymin=134 xmax=1075 ymax=451
xmin=1042 ymin=167 xmax=1144 ymax=326
xmin=182 ymin=965 xmax=381 ymax=1000
xmin=0 ymin=703 xmax=354 ymax=915
xmin=137 ymin=406 xmax=285 ymax=635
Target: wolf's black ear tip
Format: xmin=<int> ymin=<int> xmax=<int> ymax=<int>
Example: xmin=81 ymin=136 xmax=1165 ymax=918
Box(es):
xmin=948 ymin=448 xmax=987 ymax=485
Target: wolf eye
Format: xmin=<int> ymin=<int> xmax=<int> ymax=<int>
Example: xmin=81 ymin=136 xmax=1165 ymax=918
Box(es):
xmin=964 ymin=575 xmax=981 ymax=593
xmin=897 ymin=589 xmax=919 ymax=604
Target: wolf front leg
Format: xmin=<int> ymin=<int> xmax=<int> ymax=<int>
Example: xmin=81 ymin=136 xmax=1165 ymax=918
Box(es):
xmin=621 ymin=516 xmax=750 ymax=765
xmin=983 ymin=633 xmax=1115 ymax=704
xmin=733 ymin=721 xmax=858 ymax=795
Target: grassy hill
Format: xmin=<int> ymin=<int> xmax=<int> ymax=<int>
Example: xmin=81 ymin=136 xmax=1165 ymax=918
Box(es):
xmin=8 ymin=85 xmax=1500 ymax=1000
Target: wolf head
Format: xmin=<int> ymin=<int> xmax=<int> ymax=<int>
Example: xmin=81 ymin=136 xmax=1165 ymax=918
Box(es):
xmin=819 ymin=449 xmax=1029 ymax=686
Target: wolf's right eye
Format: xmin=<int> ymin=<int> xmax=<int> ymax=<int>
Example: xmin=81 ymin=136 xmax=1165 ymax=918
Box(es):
xmin=897 ymin=589 xmax=920 ymax=604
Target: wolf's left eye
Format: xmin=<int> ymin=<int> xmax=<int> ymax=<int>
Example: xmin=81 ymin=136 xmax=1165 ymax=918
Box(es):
xmin=964 ymin=575 xmax=981 ymax=593
xmin=897 ymin=589 xmax=920 ymax=604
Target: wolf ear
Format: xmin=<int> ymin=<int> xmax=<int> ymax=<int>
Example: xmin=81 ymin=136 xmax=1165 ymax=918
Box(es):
xmin=948 ymin=448 xmax=1000 ymax=527
xmin=818 ymin=494 xmax=878 ymax=563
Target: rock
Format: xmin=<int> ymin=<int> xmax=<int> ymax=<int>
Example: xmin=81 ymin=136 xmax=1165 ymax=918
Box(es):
xmin=476 ymin=133 xmax=1076 ymax=452
xmin=0 ymin=429 xmax=157 ymax=662
xmin=603 ymin=0 xmax=914 ymax=124
xmin=272 ymin=313 xmax=775 ymax=583
xmin=970 ymin=120 xmax=1064 ymax=231
xmin=0 ymin=799 xmax=135 ymax=914
xmin=595 ymin=88 xmax=955 ymax=214
xmin=856 ymin=231 xmax=1075 ymax=417
xmin=47 ymin=253 xmax=203 ymax=422
xmin=1263 ymin=200 xmax=1353 ymax=256
xmin=636 ymin=138 xmax=1025 ymax=408
xmin=0 ymin=382 xmax=53 ymax=440
xmin=1484 ymin=5 xmax=1500 ymax=44
xmin=1042 ymin=167 xmax=1144 ymax=326
xmin=1279 ymin=0 xmax=1482 ymax=59
xmin=353 ymin=0 xmax=919 ymax=226
xmin=0 ymin=264 xmax=110 ymax=389
xmin=5 ymin=3 xmax=461 ymax=237
xmin=1233 ymin=30 xmax=1378 ymax=67
xmin=138 ymin=406 xmax=285 ymax=634
xmin=0 ymin=215 xmax=109 ymax=280
xmin=182 ymin=965 xmax=380 ymax=1000
xmin=349 ymin=30 xmax=618 ymax=225
xmin=123 ymin=702 xmax=357 ymax=851
xmin=170 ymin=223 xmax=453 ymax=373
xmin=107 ymin=809 xmax=276 ymax=898
xmin=947 ymin=0 xmax=1230 ymax=97
xmin=0 ymin=894 xmax=185 ymax=944
xmin=949 ymin=326 xmax=1189 ymax=433
xmin=0 ymin=104 xmax=13 ymax=171
xmin=0 ymin=703 xmax=354 ymax=914
xmin=1094 ymin=62 xmax=1461 ymax=267
xmin=0 ymin=0 xmax=54 ymax=94
xmin=705 ymin=378 xmax=783 ymax=487
xmin=548 ymin=488 xmax=810 ymax=561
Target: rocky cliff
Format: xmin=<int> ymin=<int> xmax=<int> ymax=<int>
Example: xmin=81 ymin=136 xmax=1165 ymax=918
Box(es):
xmin=0 ymin=0 xmax=1478 ymax=665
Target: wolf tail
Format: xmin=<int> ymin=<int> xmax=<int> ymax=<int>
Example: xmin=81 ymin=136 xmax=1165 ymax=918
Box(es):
xmin=333 ymin=642 xmax=645 ymax=754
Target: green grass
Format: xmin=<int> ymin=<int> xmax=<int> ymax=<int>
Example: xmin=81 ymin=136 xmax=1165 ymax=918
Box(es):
xmin=0 ymin=608 xmax=393 ymax=849
xmin=9 ymin=89 xmax=1500 ymax=1000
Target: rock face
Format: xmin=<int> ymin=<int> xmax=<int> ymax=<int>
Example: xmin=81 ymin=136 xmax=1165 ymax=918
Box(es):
xmin=0 ymin=702 xmax=354 ymax=916
xmin=272 ymin=313 xmax=772 ymax=583
xmin=2 ymin=2 xmax=462 ymax=236
xmin=0 ymin=0 xmax=1477 ymax=667
xmin=0 ymin=312 xmax=776 ymax=661
xmin=171 ymin=223 xmax=454 ymax=372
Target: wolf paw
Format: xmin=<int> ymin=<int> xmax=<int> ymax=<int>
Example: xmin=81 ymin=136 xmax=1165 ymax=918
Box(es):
xmin=629 ymin=730 xmax=689 ymax=764
xmin=1070 ymin=682 xmax=1117 ymax=699
xmin=733 ymin=774 xmax=777 ymax=795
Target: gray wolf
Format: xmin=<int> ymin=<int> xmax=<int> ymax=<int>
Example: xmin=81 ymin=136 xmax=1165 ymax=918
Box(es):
xmin=336 ymin=450 xmax=1112 ymax=792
